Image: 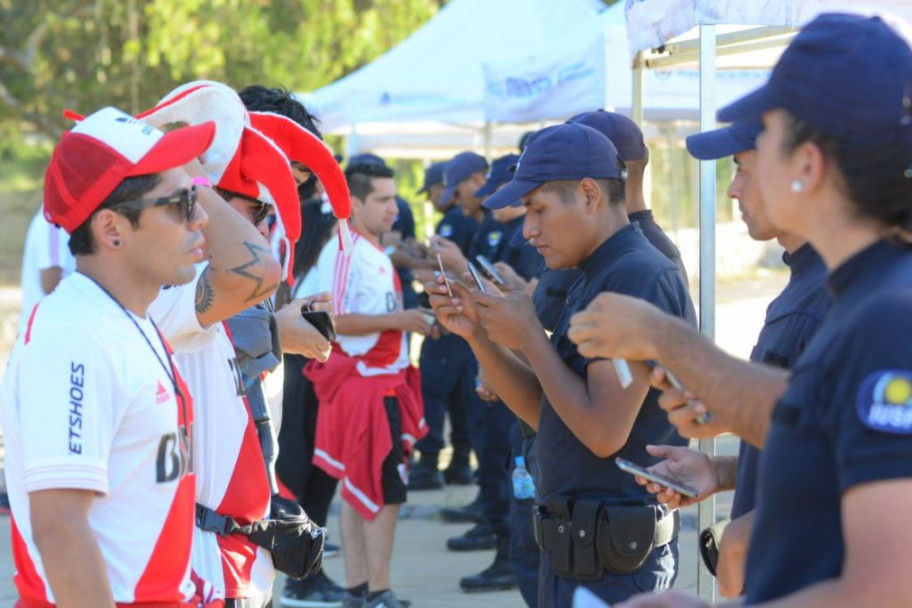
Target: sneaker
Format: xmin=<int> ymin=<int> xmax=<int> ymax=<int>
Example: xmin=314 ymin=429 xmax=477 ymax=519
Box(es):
xmin=459 ymin=554 xmax=518 ymax=592
xmin=446 ymin=522 xmax=497 ymax=551
xmin=280 ymin=571 xmax=347 ymax=607
xmin=365 ymin=590 xmax=406 ymax=608
xmin=408 ymin=459 xmax=444 ymax=491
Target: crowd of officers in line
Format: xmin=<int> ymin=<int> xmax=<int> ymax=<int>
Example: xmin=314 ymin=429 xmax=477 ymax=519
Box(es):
xmin=3 ymin=11 xmax=912 ymax=608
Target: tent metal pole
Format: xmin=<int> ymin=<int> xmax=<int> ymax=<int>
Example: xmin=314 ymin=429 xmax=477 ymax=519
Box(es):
xmin=346 ymin=123 xmax=360 ymax=157
xmin=632 ymin=51 xmax=645 ymax=125
xmin=697 ymin=23 xmax=717 ymax=604
xmin=483 ymin=121 xmax=493 ymax=161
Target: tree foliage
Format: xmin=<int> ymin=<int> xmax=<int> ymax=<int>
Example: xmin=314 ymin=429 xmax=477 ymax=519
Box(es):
xmin=0 ymin=0 xmax=445 ymax=141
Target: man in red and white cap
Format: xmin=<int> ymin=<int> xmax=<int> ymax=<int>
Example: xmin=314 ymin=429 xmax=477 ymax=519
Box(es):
xmin=0 ymin=106 xmax=217 ymax=606
xmin=142 ymin=81 xmax=349 ymax=608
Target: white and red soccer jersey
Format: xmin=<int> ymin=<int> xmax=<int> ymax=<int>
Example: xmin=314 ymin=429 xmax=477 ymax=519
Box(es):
xmin=315 ymin=231 xmax=408 ymax=376
xmin=0 ymin=273 xmax=196 ymax=605
xmin=17 ymin=207 xmax=75 ymax=336
xmin=150 ymin=265 xmax=273 ymax=600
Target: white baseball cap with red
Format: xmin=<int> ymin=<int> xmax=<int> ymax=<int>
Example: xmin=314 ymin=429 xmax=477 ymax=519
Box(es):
xmin=44 ymin=106 xmax=216 ymax=233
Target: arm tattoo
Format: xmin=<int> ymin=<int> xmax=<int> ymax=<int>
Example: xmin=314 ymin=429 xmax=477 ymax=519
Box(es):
xmin=229 ymin=241 xmax=279 ymax=303
xmin=195 ymin=270 xmax=215 ymax=314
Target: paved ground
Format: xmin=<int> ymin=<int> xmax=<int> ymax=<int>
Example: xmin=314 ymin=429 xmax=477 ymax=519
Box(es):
xmin=0 ymin=272 xmax=782 ymax=606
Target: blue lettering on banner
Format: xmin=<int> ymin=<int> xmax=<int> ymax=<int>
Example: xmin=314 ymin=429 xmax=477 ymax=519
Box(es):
xmin=68 ymin=362 xmax=85 ymax=454
xmin=504 ymin=76 xmax=553 ymax=100
xmin=857 ymin=370 xmax=912 ymax=434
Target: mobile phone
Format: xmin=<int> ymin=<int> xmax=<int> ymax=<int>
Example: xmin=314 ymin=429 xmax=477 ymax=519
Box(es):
xmin=301 ymin=310 xmax=336 ymax=342
xmin=614 ymin=457 xmax=699 ymax=498
xmin=418 ymin=307 xmax=437 ymax=328
xmin=474 ymin=255 xmax=506 ymax=285
xmin=436 ymin=253 xmax=453 ymax=297
xmin=466 ymin=261 xmax=487 ymax=293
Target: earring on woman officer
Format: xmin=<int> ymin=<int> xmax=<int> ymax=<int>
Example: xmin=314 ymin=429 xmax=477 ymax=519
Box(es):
xmin=112 ymin=239 xmax=121 ymax=247
xmin=791 ymin=180 xmax=805 ymax=193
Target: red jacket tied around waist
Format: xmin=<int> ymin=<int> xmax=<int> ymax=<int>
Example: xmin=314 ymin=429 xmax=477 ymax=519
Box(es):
xmin=305 ymin=352 xmax=426 ymax=521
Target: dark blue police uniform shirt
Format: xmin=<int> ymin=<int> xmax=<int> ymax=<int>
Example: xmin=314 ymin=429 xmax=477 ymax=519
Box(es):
xmin=730 ymin=244 xmax=829 ymax=519
xmin=744 ymin=239 xmax=912 ymax=605
xmin=628 ymin=209 xmax=688 ymax=285
xmin=437 ymin=206 xmax=479 ymax=256
xmin=537 ymin=224 xmax=696 ymax=505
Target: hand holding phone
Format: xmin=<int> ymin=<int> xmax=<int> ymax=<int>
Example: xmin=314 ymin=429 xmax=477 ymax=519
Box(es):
xmin=615 ymin=457 xmax=699 ymax=498
xmin=475 ymin=255 xmax=506 ymax=286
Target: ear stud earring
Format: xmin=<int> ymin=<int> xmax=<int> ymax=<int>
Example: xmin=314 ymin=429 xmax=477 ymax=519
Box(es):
xmin=790 ymin=180 xmax=805 ymax=193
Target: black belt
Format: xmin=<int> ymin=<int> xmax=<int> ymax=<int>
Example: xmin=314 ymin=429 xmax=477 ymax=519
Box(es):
xmin=533 ymin=499 xmax=680 ymax=579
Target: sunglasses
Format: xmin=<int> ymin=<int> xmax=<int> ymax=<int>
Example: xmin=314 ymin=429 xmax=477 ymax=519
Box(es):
xmin=215 ymin=188 xmax=272 ymax=225
xmin=112 ymin=186 xmax=198 ymax=222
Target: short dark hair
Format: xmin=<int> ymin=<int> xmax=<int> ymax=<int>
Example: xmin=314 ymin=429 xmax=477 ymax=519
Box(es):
xmin=68 ymin=174 xmax=162 ymax=255
xmin=345 ymin=162 xmax=395 ymax=201
xmin=238 ymin=85 xmax=322 ymax=139
xmin=781 ymin=111 xmax=912 ymax=235
xmin=540 ymin=178 xmax=625 ymax=206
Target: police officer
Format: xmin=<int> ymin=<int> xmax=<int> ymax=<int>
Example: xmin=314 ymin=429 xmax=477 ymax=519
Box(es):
xmin=429 ymin=124 xmax=696 ymax=606
xmin=410 ymin=154 xmax=487 ymax=491
xmin=567 ymin=110 xmax=687 ymax=283
xmin=628 ymin=119 xmax=829 ymax=598
xmin=566 ymin=14 xmax=912 ymax=607
xmin=454 ymin=154 xmax=543 ymax=593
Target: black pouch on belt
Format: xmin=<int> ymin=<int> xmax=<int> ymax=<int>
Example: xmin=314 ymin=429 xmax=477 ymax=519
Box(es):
xmin=596 ymin=504 xmax=658 ymax=575
xmin=569 ymin=499 xmax=603 ymax=581
xmin=196 ymin=495 xmax=326 ymax=580
xmin=699 ymin=517 xmax=730 ymax=577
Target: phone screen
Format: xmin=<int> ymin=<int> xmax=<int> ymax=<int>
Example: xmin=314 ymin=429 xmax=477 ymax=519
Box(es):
xmin=615 ymin=457 xmax=698 ymax=498
xmin=466 ymin=262 xmax=487 ymax=293
xmin=475 ymin=255 xmax=506 ymax=285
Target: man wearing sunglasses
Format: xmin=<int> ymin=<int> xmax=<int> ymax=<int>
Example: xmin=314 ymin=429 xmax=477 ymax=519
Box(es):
xmin=0 ymin=107 xmax=220 ymax=606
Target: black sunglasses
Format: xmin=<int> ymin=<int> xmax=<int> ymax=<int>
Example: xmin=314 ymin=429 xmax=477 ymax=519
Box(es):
xmin=215 ymin=188 xmax=271 ymax=224
xmin=111 ymin=185 xmax=198 ymax=222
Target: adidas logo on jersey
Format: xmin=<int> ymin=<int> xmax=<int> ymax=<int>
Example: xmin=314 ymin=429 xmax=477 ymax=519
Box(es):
xmin=155 ymin=381 xmax=171 ymax=404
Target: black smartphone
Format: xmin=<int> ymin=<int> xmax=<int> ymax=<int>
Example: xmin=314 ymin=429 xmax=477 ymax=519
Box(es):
xmin=301 ymin=310 xmax=336 ymax=342
xmin=466 ymin=261 xmax=487 ymax=293
xmin=475 ymin=255 xmax=506 ymax=285
xmin=615 ymin=457 xmax=698 ymax=498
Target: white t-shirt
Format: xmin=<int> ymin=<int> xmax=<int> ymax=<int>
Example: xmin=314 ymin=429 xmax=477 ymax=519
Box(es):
xmin=149 ymin=265 xmax=274 ymax=599
xmin=0 ymin=273 xmax=196 ymax=604
xmin=18 ymin=207 xmax=75 ymax=335
xmin=315 ymin=231 xmax=408 ymax=376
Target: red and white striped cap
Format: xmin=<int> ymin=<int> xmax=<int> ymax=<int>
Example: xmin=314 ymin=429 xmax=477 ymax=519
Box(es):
xmin=43 ymin=107 xmax=216 ymax=233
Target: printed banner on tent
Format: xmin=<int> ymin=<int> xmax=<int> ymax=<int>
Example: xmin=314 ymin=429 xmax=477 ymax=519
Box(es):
xmin=625 ymin=0 xmax=912 ymax=56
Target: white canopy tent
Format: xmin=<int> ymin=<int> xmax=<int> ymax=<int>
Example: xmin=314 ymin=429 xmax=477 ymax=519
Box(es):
xmin=481 ymin=1 xmax=769 ymax=124
xmin=302 ymin=0 xmax=605 ymax=158
xmin=624 ymin=1 xmax=912 ymax=600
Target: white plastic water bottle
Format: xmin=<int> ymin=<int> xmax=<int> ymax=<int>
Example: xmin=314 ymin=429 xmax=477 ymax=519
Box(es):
xmin=512 ymin=456 xmax=536 ymax=499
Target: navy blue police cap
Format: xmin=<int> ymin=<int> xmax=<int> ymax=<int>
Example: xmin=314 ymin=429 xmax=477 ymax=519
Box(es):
xmin=567 ymin=110 xmax=648 ymax=162
xmin=475 ymin=153 xmax=521 ymax=198
xmin=483 ymin=123 xmax=622 ymax=210
xmin=346 ymin=152 xmax=387 ymax=169
xmin=418 ymin=161 xmax=446 ymax=194
xmin=686 ymin=120 xmax=763 ymax=160
xmin=441 ymin=152 xmax=489 ymax=205
xmin=719 ymin=13 xmax=912 ymax=144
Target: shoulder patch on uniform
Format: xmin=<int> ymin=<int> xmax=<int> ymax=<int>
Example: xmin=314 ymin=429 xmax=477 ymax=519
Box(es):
xmin=439 ymin=224 xmax=453 ymax=238
xmin=487 ymin=231 xmax=502 ymax=247
xmin=857 ymin=370 xmax=912 ymax=434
